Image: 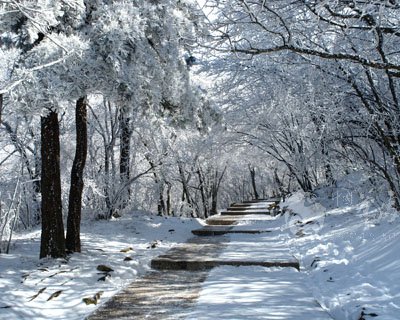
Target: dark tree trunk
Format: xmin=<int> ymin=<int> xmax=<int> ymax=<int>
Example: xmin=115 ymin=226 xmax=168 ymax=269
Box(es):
xmin=157 ymin=183 xmax=166 ymax=216
xmin=166 ymin=182 xmax=172 ymax=215
xmin=104 ymin=143 xmax=113 ymax=217
xmin=249 ymin=164 xmax=259 ymax=200
xmin=66 ymin=97 xmax=88 ymax=253
xmin=210 ymin=167 xmax=226 ymax=216
xmin=0 ymin=94 xmax=3 ymax=125
xmin=196 ymin=168 xmax=208 ymax=218
xmin=40 ymin=111 xmax=65 ymax=259
xmin=178 ymin=162 xmax=191 ymax=205
xmin=210 ymin=184 xmax=218 ymax=217
xmin=119 ymin=108 xmax=131 ymax=209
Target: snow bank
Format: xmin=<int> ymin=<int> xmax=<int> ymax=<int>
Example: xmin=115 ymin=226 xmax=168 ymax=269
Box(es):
xmin=0 ymin=212 xmax=201 ymax=320
xmin=285 ymin=175 xmax=400 ymax=320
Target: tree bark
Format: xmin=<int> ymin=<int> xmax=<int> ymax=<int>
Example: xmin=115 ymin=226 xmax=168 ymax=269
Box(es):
xmin=210 ymin=167 xmax=226 ymax=216
xmin=249 ymin=164 xmax=259 ymax=200
xmin=157 ymin=183 xmax=166 ymax=216
xmin=0 ymin=94 xmax=3 ymax=125
xmin=66 ymin=97 xmax=88 ymax=253
xmin=119 ymin=107 xmax=131 ymax=209
xmin=178 ymin=162 xmax=191 ymax=205
xmin=40 ymin=110 xmax=65 ymax=259
xmin=166 ymin=182 xmax=172 ymax=215
xmin=196 ymin=168 xmax=208 ymax=218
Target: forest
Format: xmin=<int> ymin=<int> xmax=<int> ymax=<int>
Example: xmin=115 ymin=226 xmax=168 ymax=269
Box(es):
xmin=0 ymin=0 xmax=399 ymax=262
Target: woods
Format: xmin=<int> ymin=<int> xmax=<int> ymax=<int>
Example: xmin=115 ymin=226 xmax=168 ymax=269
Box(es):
xmin=0 ymin=0 xmax=399 ymax=258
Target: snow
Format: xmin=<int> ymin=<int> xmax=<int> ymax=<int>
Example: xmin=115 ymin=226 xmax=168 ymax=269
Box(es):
xmin=285 ymin=185 xmax=400 ymax=319
xmin=189 ymin=178 xmax=400 ymax=319
xmin=218 ymin=233 xmax=293 ymax=262
xmin=2 ymin=175 xmax=400 ymax=320
xmin=188 ymin=266 xmax=330 ymax=320
xmin=0 ymin=212 xmax=201 ymax=320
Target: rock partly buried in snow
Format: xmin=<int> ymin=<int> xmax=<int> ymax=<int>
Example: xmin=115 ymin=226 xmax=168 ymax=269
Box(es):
xmin=123 ymin=256 xmax=133 ymax=261
xmin=83 ymin=291 xmax=104 ymax=305
xmin=96 ymin=265 xmax=114 ymax=273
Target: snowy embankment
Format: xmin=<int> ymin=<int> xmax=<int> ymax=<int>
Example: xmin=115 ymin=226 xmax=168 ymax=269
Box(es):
xmin=0 ymin=212 xmax=200 ymax=320
xmin=285 ymin=177 xmax=400 ymax=320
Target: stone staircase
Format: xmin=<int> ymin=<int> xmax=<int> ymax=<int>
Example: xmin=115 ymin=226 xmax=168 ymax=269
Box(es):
xmin=151 ymin=198 xmax=299 ymax=271
xmin=219 ymin=199 xmax=280 ymax=215
xmin=87 ymin=198 xmax=307 ymax=319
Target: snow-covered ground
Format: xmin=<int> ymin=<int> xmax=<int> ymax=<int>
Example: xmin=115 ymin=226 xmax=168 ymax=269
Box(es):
xmin=189 ymin=175 xmax=400 ymax=320
xmin=1 ymin=174 xmax=399 ymax=320
xmin=0 ymin=212 xmax=201 ymax=320
xmin=284 ymin=176 xmax=400 ymax=319
xmin=188 ymin=266 xmax=330 ymax=320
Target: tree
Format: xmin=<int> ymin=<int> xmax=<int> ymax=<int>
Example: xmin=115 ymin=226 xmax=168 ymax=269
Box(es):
xmin=200 ymin=0 xmax=400 ymax=205
xmin=40 ymin=110 xmax=65 ymax=258
xmin=66 ymin=96 xmax=88 ymax=253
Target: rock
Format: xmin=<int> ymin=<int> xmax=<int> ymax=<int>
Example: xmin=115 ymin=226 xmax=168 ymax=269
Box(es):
xmin=83 ymin=291 xmax=104 ymax=305
xmin=96 ymin=265 xmax=114 ymax=272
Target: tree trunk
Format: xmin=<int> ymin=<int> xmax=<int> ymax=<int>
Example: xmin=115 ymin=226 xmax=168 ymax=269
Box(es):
xmin=119 ymin=108 xmax=131 ymax=209
xmin=166 ymin=182 xmax=172 ymax=215
xmin=249 ymin=164 xmax=259 ymax=200
xmin=40 ymin=111 xmax=65 ymax=259
xmin=210 ymin=183 xmax=218 ymax=217
xmin=178 ymin=162 xmax=191 ymax=205
xmin=157 ymin=183 xmax=166 ymax=216
xmin=0 ymin=94 xmax=3 ymax=125
xmin=196 ymin=168 xmax=208 ymax=218
xmin=210 ymin=167 xmax=226 ymax=216
xmin=66 ymin=97 xmax=88 ymax=253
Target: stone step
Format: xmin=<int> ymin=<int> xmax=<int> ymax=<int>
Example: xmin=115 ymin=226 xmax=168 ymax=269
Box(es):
xmin=231 ymin=201 xmax=278 ymax=206
xmin=220 ymin=210 xmax=271 ymax=215
xmin=192 ymin=227 xmax=271 ymax=236
xmin=206 ymin=214 xmax=279 ymax=225
xmin=151 ymin=258 xmax=299 ymax=271
xmin=205 ymin=218 xmax=238 ymax=225
xmin=242 ymin=198 xmax=281 ymax=204
xmin=227 ymin=206 xmax=272 ymax=211
xmin=150 ymin=235 xmax=300 ymax=272
xmin=87 ymin=270 xmax=208 ymax=320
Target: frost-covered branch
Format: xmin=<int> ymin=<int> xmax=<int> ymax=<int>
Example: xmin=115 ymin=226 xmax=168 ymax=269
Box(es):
xmin=231 ymin=44 xmax=400 ymax=74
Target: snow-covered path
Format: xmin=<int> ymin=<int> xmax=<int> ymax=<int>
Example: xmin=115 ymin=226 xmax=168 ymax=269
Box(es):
xmin=188 ymin=266 xmax=330 ymax=319
xmin=90 ymin=200 xmax=332 ymax=319
xmin=187 ymin=212 xmax=332 ymax=319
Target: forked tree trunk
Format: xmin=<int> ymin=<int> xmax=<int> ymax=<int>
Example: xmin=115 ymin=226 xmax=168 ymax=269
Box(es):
xmin=66 ymin=97 xmax=88 ymax=253
xmin=40 ymin=110 xmax=65 ymax=258
xmin=178 ymin=162 xmax=191 ymax=205
xmin=249 ymin=164 xmax=259 ymax=200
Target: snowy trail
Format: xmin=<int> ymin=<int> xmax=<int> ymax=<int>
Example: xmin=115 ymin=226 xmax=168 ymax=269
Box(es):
xmin=89 ymin=200 xmax=332 ymax=319
xmin=186 ymin=213 xmax=332 ymax=320
xmin=188 ymin=266 xmax=332 ymax=320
